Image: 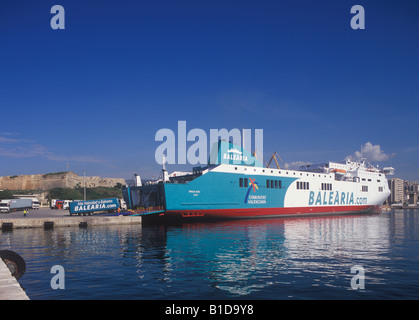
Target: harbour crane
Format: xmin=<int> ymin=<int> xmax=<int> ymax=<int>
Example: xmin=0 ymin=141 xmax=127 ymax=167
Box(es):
xmin=265 ymin=152 xmax=286 ymax=170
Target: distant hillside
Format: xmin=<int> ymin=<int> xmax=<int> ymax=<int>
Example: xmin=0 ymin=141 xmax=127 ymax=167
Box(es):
xmin=48 ymin=186 xmax=123 ymax=201
xmin=0 ymin=171 xmax=126 ymax=191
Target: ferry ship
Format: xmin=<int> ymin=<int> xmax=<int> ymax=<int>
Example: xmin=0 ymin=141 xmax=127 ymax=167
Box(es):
xmin=123 ymin=141 xmax=394 ymax=221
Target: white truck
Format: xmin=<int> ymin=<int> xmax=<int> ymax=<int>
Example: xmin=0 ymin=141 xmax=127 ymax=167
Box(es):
xmin=31 ymin=199 xmax=40 ymax=209
xmin=0 ymin=199 xmax=33 ymax=213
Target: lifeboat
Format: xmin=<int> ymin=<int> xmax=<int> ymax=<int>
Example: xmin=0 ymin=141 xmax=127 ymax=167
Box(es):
xmin=331 ymin=168 xmax=347 ymax=174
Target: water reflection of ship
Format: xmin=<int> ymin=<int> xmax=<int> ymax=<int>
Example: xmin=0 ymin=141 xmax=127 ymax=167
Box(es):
xmin=163 ymin=219 xmax=287 ymax=296
xmin=3 ymin=211 xmax=399 ymax=298
xmin=138 ymin=214 xmax=391 ymax=297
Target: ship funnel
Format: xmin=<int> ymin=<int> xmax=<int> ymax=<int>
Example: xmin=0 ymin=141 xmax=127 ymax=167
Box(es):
xmin=134 ymin=174 xmax=142 ymax=187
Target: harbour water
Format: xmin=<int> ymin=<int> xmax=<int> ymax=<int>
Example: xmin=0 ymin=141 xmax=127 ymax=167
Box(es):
xmin=1 ymin=209 xmax=419 ymax=300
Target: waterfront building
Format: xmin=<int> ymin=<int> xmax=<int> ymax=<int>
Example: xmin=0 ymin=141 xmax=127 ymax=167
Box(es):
xmin=404 ymin=180 xmax=419 ymax=205
xmin=388 ymin=178 xmax=405 ymax=204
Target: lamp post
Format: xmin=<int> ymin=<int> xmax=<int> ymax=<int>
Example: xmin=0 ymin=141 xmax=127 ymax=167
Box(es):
xmin=84 ymin=171 xmax=86 ymax=201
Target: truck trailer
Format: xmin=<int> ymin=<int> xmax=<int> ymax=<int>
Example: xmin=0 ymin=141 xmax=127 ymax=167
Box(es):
xmin=68 ymin=198 xmax=122 ymax=216
xmin=0 ymin=199 xmax=33 ymax=213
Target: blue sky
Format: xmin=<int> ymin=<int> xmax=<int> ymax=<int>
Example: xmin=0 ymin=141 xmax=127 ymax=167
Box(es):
xmin=1 ymin=0 xmax=418 ymax=181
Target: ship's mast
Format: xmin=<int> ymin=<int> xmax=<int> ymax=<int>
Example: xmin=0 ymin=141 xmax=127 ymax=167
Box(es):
xmin=162 ymin=154 xmax=169 ymax=183
xmin=360 ymin=144 xmax=366 ymax=166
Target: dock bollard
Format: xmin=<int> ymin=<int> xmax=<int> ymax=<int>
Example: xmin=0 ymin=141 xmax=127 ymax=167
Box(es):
xmin=44 ymin=221 xmax=54 ymax=230
xmin=1 ymin=222 xmax=13 ymax=231
xmin=79 ymin=221 xmax=88 ymax=228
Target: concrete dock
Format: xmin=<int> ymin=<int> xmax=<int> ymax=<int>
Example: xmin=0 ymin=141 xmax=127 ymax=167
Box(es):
xmin=0 ymin=259 xmax=29 ymax=300
xmin=0 ymin=208 xmax=141 ymax=230
xmin=0 ymin=215 xmax=142 ymax=230
xmin=0 ymin=208 xmax=142 ymax=300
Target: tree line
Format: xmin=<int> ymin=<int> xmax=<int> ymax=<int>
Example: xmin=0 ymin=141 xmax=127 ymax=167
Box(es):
xmin=0 ymin=186 xmax=123 ymax=201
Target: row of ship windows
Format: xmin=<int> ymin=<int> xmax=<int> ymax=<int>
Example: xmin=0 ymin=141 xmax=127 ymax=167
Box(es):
xmin=267 ymin=179 xmax=282 ymax=189
xmin=297 ymin=181 xmax=309 ymax=190
xmin=234 ymin=167 xmax=333 ymax=178
xmin=238 ymin=178 xmax=283 ymax=189
xmin=362 ymin=186 xmax=383 ymax=192
xmin=318 ymin=184 xmax=383 ymax=192
xmin=300 ymin=183 xmax=333 ymax=191
xmin=322 ymin=183 xmax=332 ymax=191
xmin=233 ymin=167 xmax=383 ymax=183
xmin=362 ymin=178 xmax=381 ymax=182
xmin=304 ymin=183 xmax=382 ymax=193
xmin=238 ymin=178 xmax=384 ymax=192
